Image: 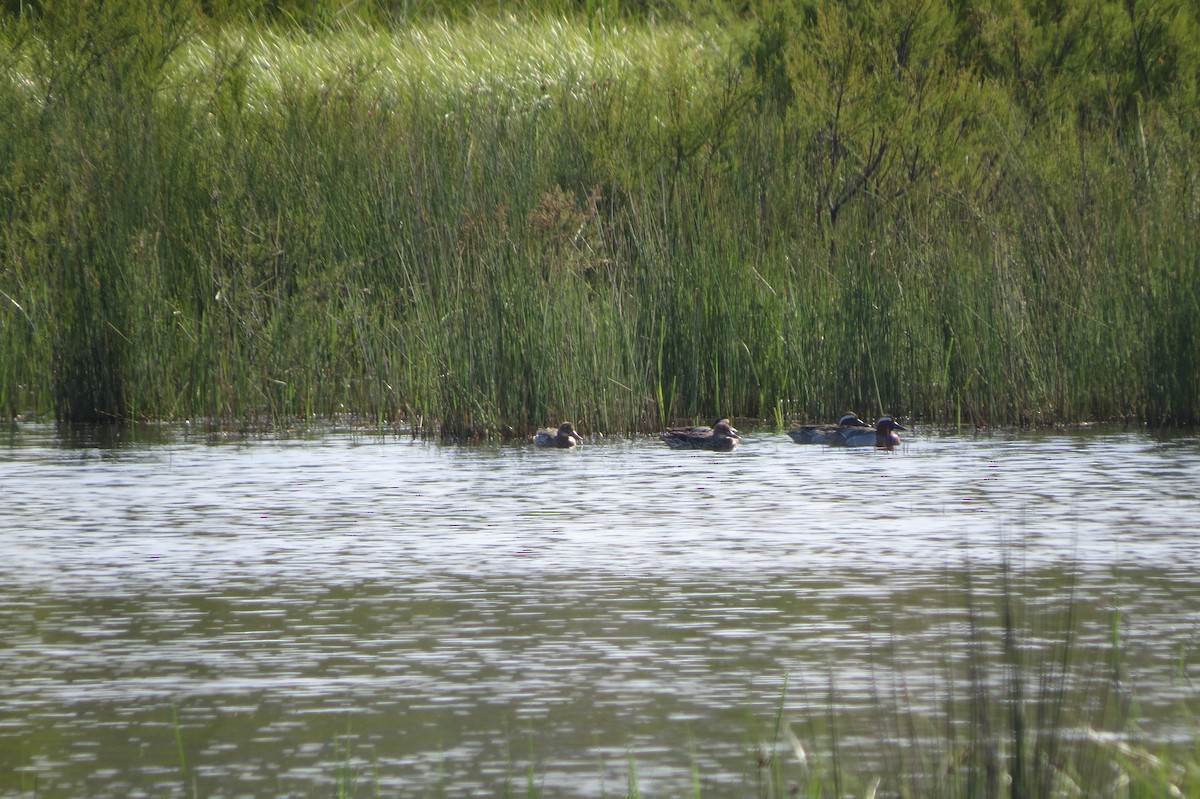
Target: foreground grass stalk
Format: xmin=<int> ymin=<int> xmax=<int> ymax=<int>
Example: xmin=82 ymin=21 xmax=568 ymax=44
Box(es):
xmin=171 ymin=704 xmax=193 ymax=799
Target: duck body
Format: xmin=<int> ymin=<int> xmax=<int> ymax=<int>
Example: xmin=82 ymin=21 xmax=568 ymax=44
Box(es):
xmin=835 ymin=416 xmax=907 ymax=449
xmin=787 ymin=412 xmax=869 ymax=445
xmin=661 ymin=419 xmax=740 ymax=452
xmin=533 ymin=422 xmax=584 ymax=448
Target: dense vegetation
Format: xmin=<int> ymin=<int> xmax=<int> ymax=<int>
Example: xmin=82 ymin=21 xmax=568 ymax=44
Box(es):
xmin=1 ymin=0 xmax=1197 ymax=435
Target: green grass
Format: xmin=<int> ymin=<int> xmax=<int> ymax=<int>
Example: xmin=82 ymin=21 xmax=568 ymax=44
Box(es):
xmin=1 ymin=1 xmax=1197 ymax=435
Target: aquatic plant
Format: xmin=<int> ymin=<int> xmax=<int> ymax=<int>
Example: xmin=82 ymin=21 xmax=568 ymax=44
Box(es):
xmin=1 ymin=1 xmax=1197 ymax=434
xmin=739 ymin=564 xmax=1199 ymax=799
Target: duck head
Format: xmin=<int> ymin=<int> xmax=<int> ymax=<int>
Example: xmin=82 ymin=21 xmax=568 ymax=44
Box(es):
xmin=712 ymin=418 xmax=740 ymax=436
xmin=712 ymin=420 xmax=740 ymax=440
xmin=557 ymin=422 xmax=584 ymax=445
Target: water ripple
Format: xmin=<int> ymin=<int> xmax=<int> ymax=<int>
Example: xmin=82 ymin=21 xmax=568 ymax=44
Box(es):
xmin=1 ymin=425 xmax=1198 ymax=796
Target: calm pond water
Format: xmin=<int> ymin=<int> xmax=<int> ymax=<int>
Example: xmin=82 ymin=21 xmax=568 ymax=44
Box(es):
xmin=1 ymin=422 xmax=1198 ymax=798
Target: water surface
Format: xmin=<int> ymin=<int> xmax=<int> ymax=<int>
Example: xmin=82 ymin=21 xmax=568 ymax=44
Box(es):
xmin=2 ymin=424 xmax=1198 ymax=797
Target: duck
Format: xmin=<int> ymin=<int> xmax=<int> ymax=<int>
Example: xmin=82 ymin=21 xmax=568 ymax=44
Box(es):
xmin=834 ymin=416 xmax=907 ymax=449
xmin=661 ymin=419 xmax=741 ymax=451
xmin=533 ymin=422 xmax=584 ymax=448
xmin=787 ymin=411 xmax=870 ymax=445
xmin=669 ymin=417 xmax=741 ymax=437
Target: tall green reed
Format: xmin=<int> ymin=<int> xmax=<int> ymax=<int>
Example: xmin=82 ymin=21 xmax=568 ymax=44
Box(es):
xmin=1 ymin=3 xmax=1196 ymax=433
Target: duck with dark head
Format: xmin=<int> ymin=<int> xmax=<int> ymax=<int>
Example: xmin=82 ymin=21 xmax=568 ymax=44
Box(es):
xmin=835 ymin=416 xmax=907 ymax=449
xmin=533 ymin=422 xmax=584 ymax=448
xmin=661 ymin=418 xmax=741 ymax=452
xmin=787 ymin=411 xmax=870 ymax=445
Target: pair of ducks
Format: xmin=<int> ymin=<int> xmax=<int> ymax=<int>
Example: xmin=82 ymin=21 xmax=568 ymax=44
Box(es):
xmin=534 ymin=413 xmax=905 ymax=452
xmin=787 ymin=412 xmax=907 ymax=449
xmin=534 ymin=419 xmax=743 ymax=451
xmin=660 ymin=413 xmax=905 ymax=451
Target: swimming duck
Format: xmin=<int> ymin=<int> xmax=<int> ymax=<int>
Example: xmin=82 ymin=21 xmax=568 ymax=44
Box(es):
xmin=669 ymin=418 xmax=741 ymax=437
xmin=787 ymin=411 xmax=870 ymax=445
xmin=835 ymin=416 xmax=907 ymax=449
xmin=661 ymin=419 xmax=741 ymax=451
xmin=533 ymin=422 xmax=584 ymax=448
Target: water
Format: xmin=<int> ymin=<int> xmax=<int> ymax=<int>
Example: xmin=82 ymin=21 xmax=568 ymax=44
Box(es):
xmin=1 ymin=423 xmax=1198 ymax=797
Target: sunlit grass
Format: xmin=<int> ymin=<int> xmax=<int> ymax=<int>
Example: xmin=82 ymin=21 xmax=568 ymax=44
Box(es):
xmin=169 ymin=15 xmax=708 ymax=102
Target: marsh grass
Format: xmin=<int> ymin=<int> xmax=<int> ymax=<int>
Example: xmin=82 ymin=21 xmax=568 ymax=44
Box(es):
xmin=1 ymin=2 xmax=1197 ymax=434
xmin=739 ymin=567 xmax=1199 ymax=799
